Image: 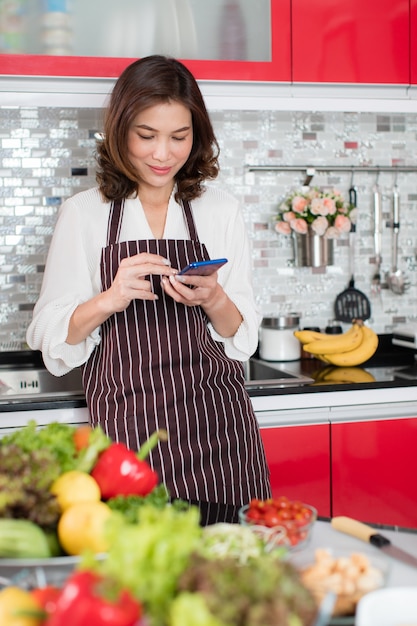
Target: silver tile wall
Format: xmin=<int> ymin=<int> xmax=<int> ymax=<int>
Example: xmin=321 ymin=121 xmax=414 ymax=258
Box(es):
xmin=0 ymin=106 xmax=416 ymax=350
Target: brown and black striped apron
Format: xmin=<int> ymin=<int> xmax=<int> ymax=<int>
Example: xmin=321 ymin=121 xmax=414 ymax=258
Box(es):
xmin=82 ymin=198 xmax=271 ymax=524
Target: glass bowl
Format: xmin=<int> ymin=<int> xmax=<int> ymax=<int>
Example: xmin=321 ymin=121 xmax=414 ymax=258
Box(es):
xmin=290 ymin=547 xmax=390 ymax=618
xmin=238 ymin=498 xmax=317 ymax=551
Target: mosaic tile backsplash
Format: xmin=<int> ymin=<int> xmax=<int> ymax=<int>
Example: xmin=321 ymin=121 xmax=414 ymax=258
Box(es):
xmin=1 ymin=106 xmax=417 ymax=351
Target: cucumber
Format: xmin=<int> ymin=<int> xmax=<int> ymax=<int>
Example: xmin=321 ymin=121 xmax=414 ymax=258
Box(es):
xmin=0 ymin=519 xmax=52 ymax=559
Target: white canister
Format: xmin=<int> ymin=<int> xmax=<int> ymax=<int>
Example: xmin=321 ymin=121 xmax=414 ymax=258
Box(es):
xmin=259 ymin=314 xmax=301 ymax=361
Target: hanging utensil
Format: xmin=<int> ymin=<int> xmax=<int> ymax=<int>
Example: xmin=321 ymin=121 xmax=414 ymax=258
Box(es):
xmin=386 ymin=184 xmax=410 ymax=295
xmin=334 ymin=184 xmax=371 ymax=322
xmin=370 ymin=182 xmax=383 ymax=295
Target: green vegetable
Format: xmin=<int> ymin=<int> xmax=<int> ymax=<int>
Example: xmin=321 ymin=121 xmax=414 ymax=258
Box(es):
xmin=107 ymin=485 xmax=186 ymax=523
xmin=169 ymin=592 xmax=224 ymax=626
xmin=0 ymin=518 xmax=52 ymax=558
xmin=177 ymin=552 xmax=318 ymax=626
xmin=75 ymin=425 xmax=111 ymax=473
xmin=0 ymin=443 xmax=61 ymax=529
xmin=95 ymin=503 xmax=202 ymax=626
xmin=1 ymin=420 xmax=78 ymax=473
xmin=45 ymin=529 xmax=65 ymax=557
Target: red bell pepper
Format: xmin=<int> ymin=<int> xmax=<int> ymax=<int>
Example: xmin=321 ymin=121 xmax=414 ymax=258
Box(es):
xmin=45 ymin=570 xmax=142 ymax=626
xmin=91 ymin=430 xmax=168 ymax=500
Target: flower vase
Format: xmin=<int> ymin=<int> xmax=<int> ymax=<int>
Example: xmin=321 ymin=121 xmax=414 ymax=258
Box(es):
xmin=293 ymin=228 xmax=334 ymax=267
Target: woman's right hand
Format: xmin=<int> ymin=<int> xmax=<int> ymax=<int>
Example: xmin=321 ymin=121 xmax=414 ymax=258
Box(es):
xmin=67 ymin=253 xmax=177 ymax=345
xmin=105 ymin=252 xmax=177 ymax=312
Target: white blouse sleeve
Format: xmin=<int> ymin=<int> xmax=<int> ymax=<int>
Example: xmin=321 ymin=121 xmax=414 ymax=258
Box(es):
xmin=26 ymin=194 xmax=103 ymax=376
xmin=198 ymin=188 xmax=262 ymax=360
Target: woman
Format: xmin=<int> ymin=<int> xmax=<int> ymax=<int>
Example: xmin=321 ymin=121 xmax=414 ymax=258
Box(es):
xmin=27 ymin=55 xmax=271 ymax=524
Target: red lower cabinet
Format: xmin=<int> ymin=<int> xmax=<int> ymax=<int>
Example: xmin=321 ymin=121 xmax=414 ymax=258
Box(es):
xmin=260 ymin=424 xmax=331 ymax=517
xmin=332 ymin=418 xmax=417 ymax=528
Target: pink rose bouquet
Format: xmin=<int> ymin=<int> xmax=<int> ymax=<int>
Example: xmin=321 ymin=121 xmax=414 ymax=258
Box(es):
xmin=275 ymin=186 xmax=357 ymax=239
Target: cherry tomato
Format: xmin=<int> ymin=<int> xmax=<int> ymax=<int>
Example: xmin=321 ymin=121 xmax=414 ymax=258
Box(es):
xmin=244 ymin=496 xmax=315 ymax=547
xmin=263 ymin=511 xmax=281 ymax=527
xmin=245 ymin=508 xmax=262 ymax=522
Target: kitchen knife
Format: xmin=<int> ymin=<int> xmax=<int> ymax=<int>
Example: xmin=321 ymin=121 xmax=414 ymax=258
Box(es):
xmin=331 ymin=516 xmax=417 ymax=569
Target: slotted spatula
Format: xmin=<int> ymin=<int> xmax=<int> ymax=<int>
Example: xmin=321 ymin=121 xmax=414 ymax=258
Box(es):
xmin=334 ymin=187 xmax=371 ymax=323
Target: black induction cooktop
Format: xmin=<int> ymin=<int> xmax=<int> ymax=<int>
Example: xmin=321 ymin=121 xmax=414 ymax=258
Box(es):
xmin=244 ymin=359 xmax=314 ymax=388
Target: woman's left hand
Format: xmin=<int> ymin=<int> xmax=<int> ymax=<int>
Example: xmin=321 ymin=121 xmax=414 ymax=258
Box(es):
xmin=161 ymin=273 xmax=243 ymax=338
xmin=161 ymin=273 xmax=219 ymax=307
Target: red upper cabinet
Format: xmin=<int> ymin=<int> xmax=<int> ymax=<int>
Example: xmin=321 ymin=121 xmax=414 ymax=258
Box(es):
xmin=0 ymin=0 xmax=291 ymax=82
xmin=292 ymin=0 xmax=410 ymax=84
xmin=411 ymin=0 xmax=417 ymax=83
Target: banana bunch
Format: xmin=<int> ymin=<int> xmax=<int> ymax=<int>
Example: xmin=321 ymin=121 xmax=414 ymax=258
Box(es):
xmin=294 ymin=321 xmax=379 ymax=367
xmin=311 ymin=365 xmax=376 ymax=385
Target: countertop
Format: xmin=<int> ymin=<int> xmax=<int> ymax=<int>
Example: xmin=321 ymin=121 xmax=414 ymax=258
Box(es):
xmin=0 ymin=518 xmax=415 ymax=623
xmin=308 ymin=519 xmax=417 ymax=589
xmin=248 ymin=334 xmax=417 ymax=398
xmin=1 ymin=336 xmax=417 ymax=414
xmin=298 ymin=519 xmax=417 ymax=625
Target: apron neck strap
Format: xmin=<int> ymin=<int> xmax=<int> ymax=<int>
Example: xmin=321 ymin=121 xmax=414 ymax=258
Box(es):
xmin=182 ymin=199 xmax=199 ymax=242
xmin=107 ymin=198 xmax=124 ymax=245
xmin=107 ymin=197 xmax=198 ymax=245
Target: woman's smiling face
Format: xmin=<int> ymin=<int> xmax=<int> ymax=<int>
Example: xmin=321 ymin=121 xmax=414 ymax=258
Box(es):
xmin=127 ymin=100 xmax=193 ymax=194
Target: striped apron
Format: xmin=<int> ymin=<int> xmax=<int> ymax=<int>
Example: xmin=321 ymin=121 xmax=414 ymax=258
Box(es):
xmin=82 ymin=198 xmax=271 ymax=524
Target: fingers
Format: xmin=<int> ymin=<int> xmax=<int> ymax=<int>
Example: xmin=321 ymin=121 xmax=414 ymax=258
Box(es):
xmin=119 ymin=252 xmax=178 ymax=278
xmin=161 ymin=273 xmax=217 ymax=305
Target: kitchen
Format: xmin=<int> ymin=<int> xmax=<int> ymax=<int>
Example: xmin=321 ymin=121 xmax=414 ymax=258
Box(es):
xmin=1 ymin=0 xmax=417 ymax=623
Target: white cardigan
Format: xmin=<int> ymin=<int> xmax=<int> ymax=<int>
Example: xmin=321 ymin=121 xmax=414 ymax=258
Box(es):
xmin=27 ymin=185 xmax=261 ymax=376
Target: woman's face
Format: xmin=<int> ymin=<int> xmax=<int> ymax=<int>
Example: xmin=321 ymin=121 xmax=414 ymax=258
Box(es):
xmin=127 ymin=100 xmax=193 ymax=194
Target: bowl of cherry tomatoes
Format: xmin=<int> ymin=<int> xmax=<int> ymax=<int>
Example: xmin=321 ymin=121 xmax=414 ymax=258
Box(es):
xmin=238 ymin=496 xmax=317 ymax=551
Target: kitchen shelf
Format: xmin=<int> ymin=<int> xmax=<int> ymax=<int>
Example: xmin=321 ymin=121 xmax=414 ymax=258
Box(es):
xmin=247 ymin=164 xmax=417 ymax=171
xmin=246 ymin=164 xmax=417 ymax=185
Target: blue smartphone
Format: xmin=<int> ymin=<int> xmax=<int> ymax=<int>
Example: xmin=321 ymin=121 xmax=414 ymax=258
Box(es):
xmin=178 ymin=258 xmax=228 ymax=276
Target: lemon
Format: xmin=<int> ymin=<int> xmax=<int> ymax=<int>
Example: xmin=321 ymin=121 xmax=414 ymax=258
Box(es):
xmin=51 ymin=470 xmax=101 ymax=512
xmin=58 ymin=500 xmax=112 ymax=556
xmin=0 ymin=586 xmax=43 ymax=626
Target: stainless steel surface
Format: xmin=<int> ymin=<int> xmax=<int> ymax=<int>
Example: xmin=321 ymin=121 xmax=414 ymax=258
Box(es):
xmin=386 ymin=185 xmax=410 ymax=295
xmin=380 ymin=543 xmax=417 ymax=569
xmin=247 ymin=164 xmax=417 ymax=174
xmin=261 ymin=314 xmax=300 ymax=329
xmin=293 ymin=230 xmax=334 ymax=268
xmin=243 ymin=358 xmax=314 ymax=389
xmin=371 ymin=183 xmax=383 ymax=295
xmin=0 ymin=367 xmax=83 ymax=402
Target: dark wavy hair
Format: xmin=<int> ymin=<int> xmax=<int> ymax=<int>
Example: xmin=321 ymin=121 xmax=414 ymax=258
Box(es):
xmin=95 ymin=55 xmax=220 ymax=202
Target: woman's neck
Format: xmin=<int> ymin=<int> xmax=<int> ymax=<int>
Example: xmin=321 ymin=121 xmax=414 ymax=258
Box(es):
xmin=138 ymin=186 xmax=174 ymax=239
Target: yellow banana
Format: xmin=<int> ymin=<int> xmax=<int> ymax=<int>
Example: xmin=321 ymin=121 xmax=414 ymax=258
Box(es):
xmin=294 ymin=323 xmax=361 ymax=346
xmin=322 ymin=325 xmax=379 ymax=367
xmin=293 ymin=329 xmax=328 ymax=344
xmin=321 ymin=366 xmax=376 ymax=384
xmin=311 ymin=365 xmax=336 ymax=383
xmin=303 ymin=323 xmax=363 ymax=355
xmin=314 ymin=354 xmax=332 ymax=364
